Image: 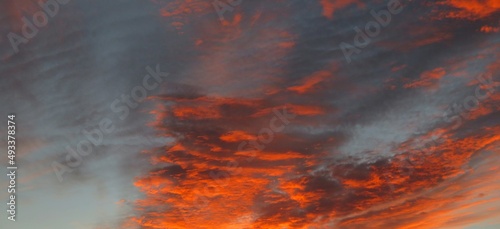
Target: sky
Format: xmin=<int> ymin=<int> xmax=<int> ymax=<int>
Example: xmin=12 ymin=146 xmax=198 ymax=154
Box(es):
xmin=0 ymin=0 xmax=499 ymax=228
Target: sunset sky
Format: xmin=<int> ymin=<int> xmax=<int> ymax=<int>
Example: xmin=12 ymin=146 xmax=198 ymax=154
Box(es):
xmin=0 ymin=0 xmax=499 ymax=228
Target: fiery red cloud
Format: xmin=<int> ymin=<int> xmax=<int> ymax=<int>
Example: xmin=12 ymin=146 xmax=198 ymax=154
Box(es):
xmin=437 ymin=0 xmax=500 ymax=19
xmin=122 ymin=0 xmax=500 ymax=228
xmin=404 ymin=67 xmax=446 ymax=90
xmin=319 ymin=0 xmax=364 ymax=19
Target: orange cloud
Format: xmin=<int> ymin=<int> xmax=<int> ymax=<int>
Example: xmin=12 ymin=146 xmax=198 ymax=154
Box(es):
xmin=437 ymin=0 xmax=500 ymax=20
xmin=404 ymin=67 xmax=446 ymax=89
xmin=220 ymin=130 xmax=257 ymax=142
xmin=122 ymin=1 xmax=500 ymax=228
xmin=480 ymin=25 xmax=500 ymax=33
xmin=288 ymin=70 xmax=331 ymax=94
xmin=319 ymin=0 xmax=363 ymax=19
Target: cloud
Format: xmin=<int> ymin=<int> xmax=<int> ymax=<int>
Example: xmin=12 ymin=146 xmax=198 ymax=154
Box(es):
xmin=120 ymin=0 xmax=500 ymax=228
